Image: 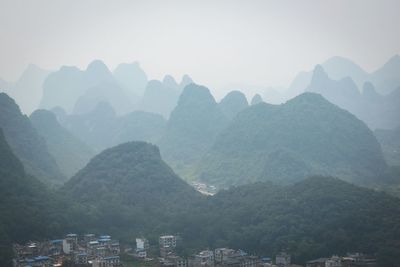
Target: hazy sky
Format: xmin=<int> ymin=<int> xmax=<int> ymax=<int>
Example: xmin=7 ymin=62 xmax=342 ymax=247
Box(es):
xmin=1 ymin=0 xmax=399 ymax=94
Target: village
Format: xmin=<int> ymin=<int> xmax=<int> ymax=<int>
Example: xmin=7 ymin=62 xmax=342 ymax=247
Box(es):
xmin=12 ymin=233 xmax=378 ymax=267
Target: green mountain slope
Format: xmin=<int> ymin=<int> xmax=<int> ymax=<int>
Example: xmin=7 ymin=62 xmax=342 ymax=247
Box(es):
xmin=30 ymin=109 xmax=95 ymax=178
xmin=158 ymin=83 xmax=229 ymax=178
xmin=0 ymin=129 xmax=81 ymax=265
xmin=180 ymin=176 xmax=400 ymax=266
xmin=63 ymin=141 xmax=202 ymax=237
xmin=0 ymin=93 xmax=65 ymax=186
xmin=197 ymin=93 xmax=388 ymax=188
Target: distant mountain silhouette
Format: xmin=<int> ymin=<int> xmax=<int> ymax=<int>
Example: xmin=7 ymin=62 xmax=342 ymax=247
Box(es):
xmin=163 ymin=74 xmax=179 ymax=91
xmin=73 ymin=81 xmax=133 ymax=115
xmin=251 ymin=93 xmax=263 ymax=105
xmin=40 ymin=65 xmax=85 ymax=112
xmin=5 ymin=64 xmax=50 ymax=115
xmin=197 ymin=93 xmax=388 ymax=188
xmin=218 ymin=90 xmax=249 ymax=119
xmin=321 ymin=56 xmax=369 ymax=88
xmin=0 ymin=93 xmax=65 ymax=186
xmin=139 ymin=80 xmax=180 ymax=118
xmin=285 ymin=55 xmax=400 ymax=99
xmin=158 ymin=83 xmax=229 ymax=177
xmin=40 ymin=60 xmax=133 ymax=114
xmin=306 ymin=65 xmax=400 ymax=129
xmin=30 ymin=109 xmax=95 ymax=178
xmin=55 ymin=101 xmax=166 ymax=152
xmin=113 ymin=62 xmax=147 ymax=100
xmin=179 ymin=74 xmax=194 ymax=91
xmin=370 ymin=55 xmax=400 ymax=95
xmin=306 ymin=65 xmax=361 ymax=113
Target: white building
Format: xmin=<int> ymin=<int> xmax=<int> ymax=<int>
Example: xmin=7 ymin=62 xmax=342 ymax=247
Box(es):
xmin=159 ymin=235 xmax=177 ymax=248
xmin=136 ymin=238 xmax=149 ymax=250
xmin=275 ymin=252 xmax=291 ymax=267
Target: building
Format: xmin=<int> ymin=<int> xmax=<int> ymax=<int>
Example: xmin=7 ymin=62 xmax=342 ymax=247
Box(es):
xmin=326 ymin=256 xmax=341 ymax=267
xmin=63 ymin=234 xmax=78 ymax=254
xmin=163 ymin=255 xmax=188 ymax=267
xmin=75 ymin=252 xmax=89 ymax=264
xmin=62 ymin=239 xmax=73 ymax=254
xmin=307 ymin=258 xmax=328 ymax=267
xmin=137 ymin=250 xmax=147 ymax=258
xmin=136 ymin=238 xmax=150 ymax=250
xmin=92 ymin=256 xmax=120 ymax=267
xmin=189 ymin=250 xmax=215 ymax=267
xmin=49 ymin=240 xmax=63 ymax=256
xmin=160 ymin=235 xmax=177 ymax=248
xmin=341 ymin=253 xmax=377 ymax=267
xmin=84 ymin=234 xmax=96 ymax=243
xmin=276 ymin=252 xmax=291 ymax=267
xmin=214 ymin=248 xmax=260 ymax=267
xmin=215 ymin=248 xmax=236 ymax=264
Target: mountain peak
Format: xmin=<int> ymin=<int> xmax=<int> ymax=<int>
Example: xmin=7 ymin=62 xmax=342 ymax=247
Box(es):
xmin=163 ymin=75 xmax=179 ymax=89
xmin=86 ymin=59 xmax=108 ymax=72
xmin=251 ymin=93 xmax=263 ymax=105
xmin=219 ymin=90 xmax=249 ymax=119
xmin=312 ymin=64 xmax=329 ymax=81
xmin=178 ymin=83 xmax=216 ymax=106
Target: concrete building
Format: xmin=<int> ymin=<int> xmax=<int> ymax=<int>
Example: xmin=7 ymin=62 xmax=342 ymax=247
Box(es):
xmin=136 ymin=238 xmax=149 ymax=251
xmin=163 ymin=255 xmax=188 ymax=267
xmin=160 ymin=235 xmax=177 ymax=248
xmin=276 ymin=252 xmax=291 ymax=267
xmin=189 ymin=250 xmax=215 ymax=267
xmin=92 ymin=256 xmax=120 ymax=267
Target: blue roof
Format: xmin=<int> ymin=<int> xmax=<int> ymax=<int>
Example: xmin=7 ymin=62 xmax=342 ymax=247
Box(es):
xmin=34 ymin=256 xmax=49 ymax=261
xmin=77 ymin=253 xmax=88 ymax=256
xmin=262 ymin=257 xmax=271 ymax=261
xmin=51 ymin=239 xmax=63 ymax=244
xmin=99 ymin=235 xmax=111 ymax=239
xmin=98 ymin=238 xmax=111 ymax=242
xmin=104 ymin=256 xmax=120 ymax=260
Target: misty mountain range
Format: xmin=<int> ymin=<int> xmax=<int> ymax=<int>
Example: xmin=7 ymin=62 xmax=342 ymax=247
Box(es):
xmin=0 ymin=54 xmax=400 ymax=266
xmin=1 ymin=55 xmax=400 ymax=130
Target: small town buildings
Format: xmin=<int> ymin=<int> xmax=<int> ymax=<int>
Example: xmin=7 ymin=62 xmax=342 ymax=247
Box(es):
xmin=214 ymin=248 xmax=260 ymax=267
xmin=160 ymin=235 xmax=178 ymax=248
xmin=307 ymin=254 xmax=377 ymax=267
xmin=136 ymin=238 xmax=150 ymax=251
xmin=13 ymin=233 xmax=121 ymax=267
xmin=215 ymin=248 xmax=236 ymax=264
xmin=162 ymin=255 xmax=188 ymax=267
xmin=276 ymin=252 xmax=291 ymax=267
xmin=136 ymin=237 xmax=149 ymax=258
xmin=84 ymin=234 xmax=97 ymax=243
xmin=49 ymin=240 xmax=63 ymax=256
xmin=92 ymin=255 xmax=120 ymax=267
xmin=74 ymin=252 xmax=89 ymax=264
xmin=189 ymin=250 xmax=215 ymax=267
